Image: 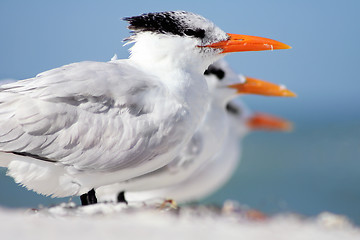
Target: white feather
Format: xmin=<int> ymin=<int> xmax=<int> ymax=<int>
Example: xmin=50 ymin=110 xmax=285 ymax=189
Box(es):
xmin=96 ymin=59 xmax=248 ymax=201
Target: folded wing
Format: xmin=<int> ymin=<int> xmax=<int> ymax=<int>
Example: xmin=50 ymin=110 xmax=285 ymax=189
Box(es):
xmin=0 ymin=61 xmax=179 ymax=173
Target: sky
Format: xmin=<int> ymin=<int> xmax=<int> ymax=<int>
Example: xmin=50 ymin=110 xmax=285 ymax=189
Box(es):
xmin=0 ymin=0 xmax=360 ymax=223
xmin=0 ymin=0 xmax=360 ymax=124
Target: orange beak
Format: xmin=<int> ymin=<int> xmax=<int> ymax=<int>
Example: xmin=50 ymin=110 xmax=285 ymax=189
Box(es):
xmin=247 ymin=113 xmax=293 ymax=132
xmin=204 ymin=33 xmax=291 ymax=53
xmin=227 ymin=76 xmax=296 ymax=97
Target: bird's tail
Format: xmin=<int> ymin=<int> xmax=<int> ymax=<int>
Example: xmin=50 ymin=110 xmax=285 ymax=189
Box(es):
xmin=0 ymin=152 xmax=79 ymax=198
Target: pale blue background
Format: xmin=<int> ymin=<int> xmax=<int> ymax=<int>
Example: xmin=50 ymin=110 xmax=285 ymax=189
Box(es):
xmin=1 ymin=0 xmax=360 ymax=223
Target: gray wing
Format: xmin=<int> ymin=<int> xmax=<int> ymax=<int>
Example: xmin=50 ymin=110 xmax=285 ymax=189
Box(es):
xmin=0 ymin=60 xmax=179 ymax=172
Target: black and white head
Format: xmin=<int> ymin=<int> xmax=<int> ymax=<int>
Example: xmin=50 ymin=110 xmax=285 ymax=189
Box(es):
xmin=204 ymin=59 xmax=296 ymax=107
xmin=226 ymin=101 xmax=292 ymax=134
xmin=226 ymin=100 xmax=251 ymax=136
xmin=203 ymin=59 xmax=294 ymax=133
xmin=204 ymin=59 xmax=242 ymax=87
xmin=124 ymin=11 xmax=291 ymax=72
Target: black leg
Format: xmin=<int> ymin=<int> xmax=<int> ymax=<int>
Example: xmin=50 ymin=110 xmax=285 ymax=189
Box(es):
xmin=80 ymin=188 xmax=98 ymax=206
xmin=117 ymin=191 xmax=128 ymax=204
xmin=88 ymin=189 xmax=97 ymax=204
xmin=80 ymin=193 xmax=89 ymax=206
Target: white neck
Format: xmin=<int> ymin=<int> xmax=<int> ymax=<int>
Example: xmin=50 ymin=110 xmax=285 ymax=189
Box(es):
xmin=127 ymin=32 xmax=222 ymax=123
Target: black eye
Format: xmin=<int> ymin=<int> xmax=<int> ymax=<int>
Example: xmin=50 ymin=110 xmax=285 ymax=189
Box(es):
xmin=184 ymin=28 xmax=206 ymax=38
xmin=226 ymin=103 xmax=241 ymax=116
xmin=204 ymin=66 xmax=225 ymax=80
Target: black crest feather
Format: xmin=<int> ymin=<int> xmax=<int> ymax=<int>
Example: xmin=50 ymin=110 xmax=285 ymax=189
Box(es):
xmin=124 ymin=11 xmax=206 ymax=39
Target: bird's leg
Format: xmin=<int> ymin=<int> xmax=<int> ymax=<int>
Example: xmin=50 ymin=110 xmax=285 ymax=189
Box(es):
xmin=117 ymin=191 xmax=128 ymax=205
xmin=80 ymin=188 xmax=98 ymax=206
xmin=80 ymin=193 xmax=88 ymax=206
xmin=88 ymin=189 xmax=97 ymax=204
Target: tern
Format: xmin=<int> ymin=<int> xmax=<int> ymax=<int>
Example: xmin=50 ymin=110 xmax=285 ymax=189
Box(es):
xmin=123 ymin=102 xmax=292 ymax=204
xmin=97 ymin=60 xmax=295 ymax=203
xmin=0 ymin=11 xmax=290 ymax=205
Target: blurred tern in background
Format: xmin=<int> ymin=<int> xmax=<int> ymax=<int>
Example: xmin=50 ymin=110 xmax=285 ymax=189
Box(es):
xmin=123 ymin=103 xmax=292 ymax=204
xmin=97 ymin=60 xmax=295 ymax=203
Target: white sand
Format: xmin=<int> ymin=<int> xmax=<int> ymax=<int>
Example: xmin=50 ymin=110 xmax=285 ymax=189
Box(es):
xmin=1 ymin=201 xmax=359 ymax=240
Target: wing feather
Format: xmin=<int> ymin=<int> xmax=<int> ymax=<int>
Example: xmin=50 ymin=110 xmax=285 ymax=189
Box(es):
xmin=0 ymin=60 xmax=183 ymax=173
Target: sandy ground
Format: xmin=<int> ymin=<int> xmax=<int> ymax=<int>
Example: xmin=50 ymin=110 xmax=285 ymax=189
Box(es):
xmin=1 ymin=200 xmax=359 ymax=240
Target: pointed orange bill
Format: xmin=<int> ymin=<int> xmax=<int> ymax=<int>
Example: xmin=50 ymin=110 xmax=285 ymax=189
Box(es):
xmin=227 ymin=77 xmax=296 ymax=97
xmin=204 ymin=33 xmax=291 ymax=53
xmin=247 ymin=113 xmax=293 ymax=132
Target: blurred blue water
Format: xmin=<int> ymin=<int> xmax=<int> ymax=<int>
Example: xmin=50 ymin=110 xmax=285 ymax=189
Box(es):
xmin=0 ymin=0 xmax=359 ymax=225
xmin=204 ymin=119 xmax=360 ymax=224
